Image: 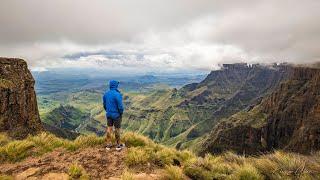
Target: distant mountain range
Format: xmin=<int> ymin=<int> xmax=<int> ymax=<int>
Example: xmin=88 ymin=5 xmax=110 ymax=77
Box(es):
xmin=121 ymin=63 xmax=291 ymax=152
xmin=32 ymin=70 xmax=206 ymax=95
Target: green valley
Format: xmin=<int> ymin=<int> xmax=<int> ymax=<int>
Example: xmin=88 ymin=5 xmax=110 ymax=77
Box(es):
xmin=37 ymin=63 xmax=293 ymax=154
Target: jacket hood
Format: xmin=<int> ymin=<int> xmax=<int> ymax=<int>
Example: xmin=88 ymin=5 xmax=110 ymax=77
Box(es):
xmin=109 ymin=80 xmax=119 ymax=90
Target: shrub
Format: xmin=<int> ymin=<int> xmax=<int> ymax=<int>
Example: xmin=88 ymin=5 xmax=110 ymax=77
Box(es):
xmin=68 ymin=163 xmax=89 ymax=180
xmin=162 ymin=165 xmax=184 ymax=180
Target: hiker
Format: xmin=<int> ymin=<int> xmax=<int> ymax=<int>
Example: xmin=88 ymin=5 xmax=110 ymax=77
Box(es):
xmin=103 ymin=80 xmax=125 ymax=151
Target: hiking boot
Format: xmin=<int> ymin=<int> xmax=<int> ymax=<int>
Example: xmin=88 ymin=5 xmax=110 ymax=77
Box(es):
xmin=115 ymin=143 xmax=125 ymax=151
xmin=105 ymin=143 xmax=113 ymax=151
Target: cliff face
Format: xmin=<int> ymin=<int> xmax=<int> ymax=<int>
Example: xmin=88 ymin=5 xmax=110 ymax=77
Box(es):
xmin=262 ymin=67 xmax=320 ymax=153
xmin=0 ymin=58 xmax=43 ymax=138
xmin=201 ymin=66 xmax=320 ymax=155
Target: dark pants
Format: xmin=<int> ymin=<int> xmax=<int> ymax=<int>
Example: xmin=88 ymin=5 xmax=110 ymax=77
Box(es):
xmin=106 ymin=116 xmax=122 ymax=144
xmin=107 ymin=115 xmax=122 ymax=128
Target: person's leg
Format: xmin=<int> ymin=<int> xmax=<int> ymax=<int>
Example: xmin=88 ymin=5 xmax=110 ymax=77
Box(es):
xmin=114 ymin=128 xmax=120 ymax=145
xmin=105 ymin=126 xmax=113 ymax=144
xmin=114 ymin=115 xmax=122 ymax=145
xmin=105 ymin=117 xmax=114 ymax=149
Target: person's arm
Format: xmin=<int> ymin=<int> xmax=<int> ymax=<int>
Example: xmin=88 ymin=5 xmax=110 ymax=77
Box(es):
xmin=102 ymin=94 xmax=107 ymax=111
xmin=116 ymin=93 xmax=124 ymax=115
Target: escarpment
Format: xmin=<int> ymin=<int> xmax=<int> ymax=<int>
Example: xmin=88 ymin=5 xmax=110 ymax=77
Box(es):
xmin=201 ymin=66 xmax=320 ymax=155
xmin=0 ymin=58 xmax=43 ymax=138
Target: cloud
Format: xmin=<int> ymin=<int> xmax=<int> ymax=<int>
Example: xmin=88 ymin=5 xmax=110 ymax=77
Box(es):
xmin=0 ymin=0 xmax=319 ymax=72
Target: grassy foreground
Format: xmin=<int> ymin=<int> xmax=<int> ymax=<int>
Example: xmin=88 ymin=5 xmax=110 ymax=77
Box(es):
xmin=0 ymin=132 xmax=319 ymax=180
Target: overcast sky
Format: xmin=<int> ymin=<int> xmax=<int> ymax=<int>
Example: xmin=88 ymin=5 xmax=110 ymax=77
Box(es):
xmin=0 ymin=0 xmax=319 ymax=73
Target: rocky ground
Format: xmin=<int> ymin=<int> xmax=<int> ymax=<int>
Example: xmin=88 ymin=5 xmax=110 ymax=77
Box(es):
xmin=0 ymin=146 xmax=161 ymax=180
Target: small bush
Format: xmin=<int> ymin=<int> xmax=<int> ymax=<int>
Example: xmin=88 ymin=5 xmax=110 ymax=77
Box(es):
xmin=162 ymin=165 xmax=184 ymax=180
xmin=68 ymin=163 xmax=89 ymax=180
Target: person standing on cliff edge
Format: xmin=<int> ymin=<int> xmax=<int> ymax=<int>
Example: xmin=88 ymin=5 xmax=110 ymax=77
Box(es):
xmin=103 ymin=80 xmax=125 ymax=151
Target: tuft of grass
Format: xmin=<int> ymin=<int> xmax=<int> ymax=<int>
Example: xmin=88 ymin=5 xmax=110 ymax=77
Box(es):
xmin=0 ymin=132 xmax=106 ymax=163
xmin=68 ymin=163 xmax=89 ymax=180
xmin=154 ymin=148 xmax=179 ymax=166
xmin=252 ymin=151 xmax=319 ymax=179
xmin=124 ymin=140 xmax=196 ymax=169
xmin=0 ymin=140 xmax=35 ymax=162
xmin=121 ymin=169 xmax=135 ymax=180
xmin=0 ymin=134 xmax=10 ymax=146
xmin=66 ymin=134 xmax=104 ymax=151
xmin=125 ymin=147 xmax=151 ymax=166
xmin=0 ymin=174 xmax=13 ymax=180
xmin=27 ymin=133 xmax=67 ymax=155
xmin=220 ymin=151 xmax=246 ymax=165
xmin=161 ymin=165 xmax=184 ymax=180
xmin=121 ymin=132 xmax=153 ymax=147
xmin=183 ymin=154 xmax=234 ymax=180
xmin=183 ymin=163 xmax=213 ymax=180
xmin=230 ymin=163 xmax=263 ymax=180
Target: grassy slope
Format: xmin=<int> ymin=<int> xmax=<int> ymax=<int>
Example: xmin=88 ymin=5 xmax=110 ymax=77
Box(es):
xmin=0 ymin=132 xmax=319 ymax=180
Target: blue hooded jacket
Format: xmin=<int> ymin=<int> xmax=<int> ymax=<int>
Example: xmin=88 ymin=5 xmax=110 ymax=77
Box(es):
xmin=103 ymin=80 xmax=124 ymax=120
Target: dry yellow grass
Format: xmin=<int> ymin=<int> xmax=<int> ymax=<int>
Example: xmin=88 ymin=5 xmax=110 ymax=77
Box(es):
xmin=0 ymin=131 xmax=319 ymax=180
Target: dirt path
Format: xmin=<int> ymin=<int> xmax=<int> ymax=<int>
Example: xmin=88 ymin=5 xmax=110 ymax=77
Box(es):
xmin=0 ymin=146 xmax=126 ymax=179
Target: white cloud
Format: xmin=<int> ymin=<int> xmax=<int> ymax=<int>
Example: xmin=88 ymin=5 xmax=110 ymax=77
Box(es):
xmin=0 ymin=0 xmax=319 ymax=73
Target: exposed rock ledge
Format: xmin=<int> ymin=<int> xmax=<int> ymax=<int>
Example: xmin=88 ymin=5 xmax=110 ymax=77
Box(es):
xmin=0 ymin=57 xmax=43 ymax=138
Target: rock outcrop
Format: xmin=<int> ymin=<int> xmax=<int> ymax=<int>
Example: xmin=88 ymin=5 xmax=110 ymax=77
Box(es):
xmin=201 ymin=66 xmax=320 ymax=155
xmin=0 ymin=58 xmax=43 ymax=138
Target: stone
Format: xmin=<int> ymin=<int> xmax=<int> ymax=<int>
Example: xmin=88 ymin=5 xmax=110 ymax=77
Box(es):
xmin=15 ymin=168 xmax=40 ymax=180
xmin=0 ymin=58 xmax=43 ymax=138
